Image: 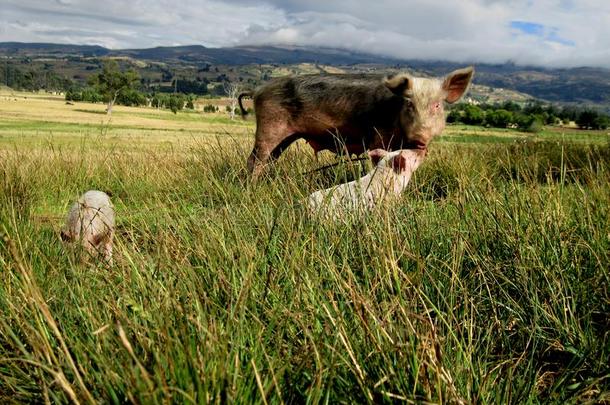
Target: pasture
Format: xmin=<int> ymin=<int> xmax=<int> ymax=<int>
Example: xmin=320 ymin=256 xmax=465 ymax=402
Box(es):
xmin=1 ymin=91 xmax=609 ymax=403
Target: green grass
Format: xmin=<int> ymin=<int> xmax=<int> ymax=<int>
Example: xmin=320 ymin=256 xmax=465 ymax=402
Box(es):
xmin=444 ymin=124 xmax=610 ymax=145
xmin=1 ymin=117 xmax=609 ymax=403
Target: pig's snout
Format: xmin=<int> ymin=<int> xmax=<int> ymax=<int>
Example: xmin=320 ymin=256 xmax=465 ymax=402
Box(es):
xmin=406 ymin=139 xmax=428 ymax=150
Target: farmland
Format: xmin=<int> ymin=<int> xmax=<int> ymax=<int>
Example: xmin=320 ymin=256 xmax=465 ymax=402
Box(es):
xmin=1 ymin=91 xmax=609 ymax=403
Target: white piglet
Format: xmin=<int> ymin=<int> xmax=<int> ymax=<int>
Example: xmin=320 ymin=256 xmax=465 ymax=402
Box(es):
xmin=308 ymin=149 xmax=425 ymax=221
xmin=61 ymin=190 xmax=115 ymax=264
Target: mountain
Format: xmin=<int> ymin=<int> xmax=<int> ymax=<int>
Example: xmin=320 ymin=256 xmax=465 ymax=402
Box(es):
xmin=0 ymin=42 xmax=399 ymax=65
xmin=2 ymin=42 xmax=610 ymax=109
xmin=0 ymin=42 xmax=110 ymax=57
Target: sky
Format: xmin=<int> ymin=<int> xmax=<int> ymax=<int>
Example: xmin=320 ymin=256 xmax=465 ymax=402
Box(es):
xmin=1 ymin=0 xmax=610 ymax=68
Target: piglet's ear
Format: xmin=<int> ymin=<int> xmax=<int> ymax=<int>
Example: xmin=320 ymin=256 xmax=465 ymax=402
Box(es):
xmin=368 ymin=149 xmax=388 ymax=166
xmin=391 ymin=152 xmax=409 ymax=174
xmin=443 ymin=66 xmax=474 ymax=103
xmin=60 ymin=230 xmax=71 ymax=242
xmin=384 ymin=74 xmax=411 ymax=96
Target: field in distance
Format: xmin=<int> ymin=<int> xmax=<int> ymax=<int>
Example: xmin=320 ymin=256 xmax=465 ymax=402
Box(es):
xmin=1 ymin=92 xmax=609 ymax=403
xmin=0 ymin=89 xmax=253 ymax=150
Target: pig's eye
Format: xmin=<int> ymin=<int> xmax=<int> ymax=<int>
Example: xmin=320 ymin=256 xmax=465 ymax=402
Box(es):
xmin=429 ymin=101 xmax=443 ymax=114
xmin=403 ymin=98 xmax=415 ymax=111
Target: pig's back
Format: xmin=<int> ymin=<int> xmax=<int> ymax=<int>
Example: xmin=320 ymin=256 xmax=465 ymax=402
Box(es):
xmin=67 ymin=190 xmax=114 ymax=238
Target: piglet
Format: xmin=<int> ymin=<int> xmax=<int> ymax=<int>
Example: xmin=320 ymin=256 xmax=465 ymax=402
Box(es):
xmin=308 ymin=149 xmax=425 ymax=221
xmin=61 ymin=190 xmax=115 ymax=264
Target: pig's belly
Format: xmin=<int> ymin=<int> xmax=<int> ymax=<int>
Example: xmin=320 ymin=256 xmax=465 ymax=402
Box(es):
xmin=305 ymin=138 xmax=367 ymax=156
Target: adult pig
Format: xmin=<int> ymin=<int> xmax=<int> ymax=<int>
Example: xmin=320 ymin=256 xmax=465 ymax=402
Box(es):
xmin=239 ymin=67 xmax=474 ymax=178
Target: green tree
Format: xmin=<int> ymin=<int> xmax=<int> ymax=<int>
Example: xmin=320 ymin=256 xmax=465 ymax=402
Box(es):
xmin=593 ymin=114 xmax=609 ymax=130
xmin=485 ymin=109 xmax=513 ymax=128
xmin=116 ymin=88 xmax=147 ymax=107
xmin=446 ymin=109 xmax=462 ymax=124
xmin=500 ymin=100 xmax=522 ymax=112
xmin=576 ymin=110 xmax=597 ymax=129
xmin=167 ymin=94 xmax=185 ymax=114
xmin=89 ymin=59 xmax=140 ymax=115
xmin=462 ymin=104 xmax=484 ymax=125
xmin=576 ymin=110 xmax=610 ymax=129
xmin=516 ymin=114 xmax=544 ymax=133
xmin=185 ymin=95 xmax=195 ymax=110
xmin=81 ymin=87 xmax=103 ymax=103
xmin=151 ymin=93 xmax=169 ymax=109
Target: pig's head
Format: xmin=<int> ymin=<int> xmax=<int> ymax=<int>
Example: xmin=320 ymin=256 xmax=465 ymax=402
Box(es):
xmin=384 ymin=66 xmax=474 ymax=150
xmin=369 ymin=148 xmax=426 ymax=193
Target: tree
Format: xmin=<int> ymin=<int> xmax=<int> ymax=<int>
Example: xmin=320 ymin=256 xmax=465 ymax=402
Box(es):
xmin=151 ymin=93 xmax=169 ymax=109
xmin=576 ymin=110 xmax=599 ymax=129
xmin=575 ymin=110 xmax=610 ymax=130
xmin=223 ymin=81 xmax=241 ymax=120
xmin=167 ymin=94 xmax=185 ymax=114
xmin=89 ymin=59 xmax=140 ymax=115
xmin=500 ymin=100 xmax=522 ymax=112
xmin=462 ymin=104 xmax=484 ymax=125
xmin=446 ymin=109 xmax=462 ymax=124
xmin=81 ymin=87 xmax=103 ymax=103
xmin=515 ymin=113 xmax=543 ymax=133
xmin=185 ymin=95 xmax=195 ymax=110
xmin=485 ymin=109 xmax=513 ymax=128
xmin=593 ymin=114 xmax=610 ymax=130
xmin=116 ymin=88 xmax=147 ymax=107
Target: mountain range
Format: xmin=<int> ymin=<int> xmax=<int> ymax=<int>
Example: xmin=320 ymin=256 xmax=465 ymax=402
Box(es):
xmin=2 ymin=42 xmax=610 ymax=110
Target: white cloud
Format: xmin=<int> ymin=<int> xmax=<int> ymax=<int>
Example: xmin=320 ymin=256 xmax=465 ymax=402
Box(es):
xmin=1 ymin=0 xmax=609 ymax=67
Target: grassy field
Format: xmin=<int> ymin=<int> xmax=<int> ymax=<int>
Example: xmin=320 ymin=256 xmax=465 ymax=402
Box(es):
xmin=1 ymin=92 xmax=609 ymax=403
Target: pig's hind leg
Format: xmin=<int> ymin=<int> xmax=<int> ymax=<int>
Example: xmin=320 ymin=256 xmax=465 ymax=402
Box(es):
xmin=103 ymin=232 xmax=113 ymax=266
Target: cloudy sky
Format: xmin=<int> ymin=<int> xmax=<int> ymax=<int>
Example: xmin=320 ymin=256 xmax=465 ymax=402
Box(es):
xmin=2 ymin=0 xmax=610 ymax=67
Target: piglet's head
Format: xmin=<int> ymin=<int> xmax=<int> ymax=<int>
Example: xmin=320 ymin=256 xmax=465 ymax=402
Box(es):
xmin=368 ymin=148 xmax=426 ymax=175
xmin=384 ymin=66 xmax=474 ymax=150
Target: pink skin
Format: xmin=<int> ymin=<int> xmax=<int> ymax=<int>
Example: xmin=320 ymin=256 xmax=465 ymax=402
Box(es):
xmin=308 ymin=148 xmax=426 ymax=220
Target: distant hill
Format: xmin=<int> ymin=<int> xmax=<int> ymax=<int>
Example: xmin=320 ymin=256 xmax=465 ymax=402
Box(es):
xmin=2 ymin=42 xmax=610 ymax=110
xmin=0 ymin=42 xmax=399 ymax=65
xmin=117 ymin=45 xmax=400 ymax=65
xmin=0 ymin=42 xmax=110 ymax=57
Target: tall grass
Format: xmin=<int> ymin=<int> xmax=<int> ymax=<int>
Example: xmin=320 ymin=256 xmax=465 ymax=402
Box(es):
xmin=1 ymin=138 xmax=609 ymax=403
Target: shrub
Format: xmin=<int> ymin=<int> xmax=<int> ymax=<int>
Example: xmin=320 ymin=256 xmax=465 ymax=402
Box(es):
xmin=203 ymin=104 xmax=218 ymax=113
xmin=525 ymin=117 xmax=544 ymax=133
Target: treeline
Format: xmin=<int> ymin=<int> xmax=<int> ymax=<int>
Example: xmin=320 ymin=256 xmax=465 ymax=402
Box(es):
xmin=0 ymin=63 xmax=72 ymax=91
xmin=2 ymin=62 xmax=233 ymax=99
xmin=65 ymin=87 xmax=197 ymax=113
xmin=448 ymin=101 xmax=610 ymax=131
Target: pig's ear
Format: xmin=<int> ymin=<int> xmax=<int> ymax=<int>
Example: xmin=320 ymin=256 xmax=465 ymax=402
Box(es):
xmin=443 ymin=66 xmax=474 ymax=103
xmin=384 ymin=74 xmax=411 ymax=96
xmin=368 ymin=149 xmax=388 ymax=165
